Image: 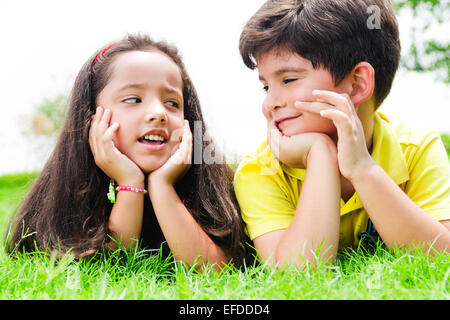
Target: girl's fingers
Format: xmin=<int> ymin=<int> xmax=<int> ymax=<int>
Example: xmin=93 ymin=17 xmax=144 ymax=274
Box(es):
xmin=183 ymin=120 xmax=192 ymax=148
xmin=96 ymin=107 xmax=111 ymax=135
xmin=90 ymin=107 xmax=119 ymax=164
xmin=89 ymin=107 xmax=103 ymax=155
xmin=103 ymin=122 xmax=119 ymax=143
xmin=178 ymin=121 xmax=193 ymax=163
xmin=93 ymin=106 xmax=104 ymax=123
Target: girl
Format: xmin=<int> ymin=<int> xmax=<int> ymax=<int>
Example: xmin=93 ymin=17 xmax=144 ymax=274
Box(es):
xmin=6 ymin=34 xmax=251 ymax=269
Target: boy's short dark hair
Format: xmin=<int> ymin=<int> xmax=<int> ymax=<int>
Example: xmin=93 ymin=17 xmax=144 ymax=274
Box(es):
xmin=239 ymin=0 xmax=401 ymax=109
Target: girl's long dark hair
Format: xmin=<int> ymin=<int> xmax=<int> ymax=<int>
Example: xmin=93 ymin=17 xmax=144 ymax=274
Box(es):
xmin=6 ymin=34 xmax=252 ymax=265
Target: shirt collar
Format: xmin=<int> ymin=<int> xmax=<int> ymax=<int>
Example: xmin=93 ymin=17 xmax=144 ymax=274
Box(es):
xmin=370 ymin=112 xmax=410 ymax=185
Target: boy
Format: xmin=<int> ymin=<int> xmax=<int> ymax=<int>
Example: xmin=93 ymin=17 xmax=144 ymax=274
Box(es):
xmin=234 ymin=0 xmax=450 ymax=267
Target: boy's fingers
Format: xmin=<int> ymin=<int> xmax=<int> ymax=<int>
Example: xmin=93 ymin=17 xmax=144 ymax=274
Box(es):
xmin=319 ymin=109 xmax=354 ymax=137
xmin=312 ymin=90 xmax=356 ymax=116
xmin=267 ymin=122 xmax=282 ymax=158
xmin=294 ymin=101 xmax=332 ymax=114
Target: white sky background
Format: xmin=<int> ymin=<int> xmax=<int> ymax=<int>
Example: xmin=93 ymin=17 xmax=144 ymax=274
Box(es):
xmin=0 ymin=0 xmax=449 ymax=175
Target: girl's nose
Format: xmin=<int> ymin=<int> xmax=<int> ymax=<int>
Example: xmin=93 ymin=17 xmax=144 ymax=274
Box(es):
xmin=145 ymin=102 xmax=168 ymax=124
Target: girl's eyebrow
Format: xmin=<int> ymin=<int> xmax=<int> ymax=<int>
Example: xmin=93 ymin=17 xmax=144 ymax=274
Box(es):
xmin=118 ymin=83 xmax=147 ymax=92
xmin=164 ymin=85 xmax=182 ymax=94
xmin=258 ymin=67 xmax=308 ymax=81
xmin=118 ymin=83 xmax=182 ymax=98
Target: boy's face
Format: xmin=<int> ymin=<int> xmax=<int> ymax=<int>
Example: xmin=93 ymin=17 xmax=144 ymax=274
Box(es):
xmin=257 ymin=48 xmax=350 ymax=137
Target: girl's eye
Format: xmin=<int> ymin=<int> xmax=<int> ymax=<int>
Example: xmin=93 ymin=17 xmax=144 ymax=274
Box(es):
xmin=262 ymin=85 xmax=268 ymax=92
xmin=123 ymin=97 xmax=141 ymax=104
xmin=166 ymin=100 xmax=180 ymax=108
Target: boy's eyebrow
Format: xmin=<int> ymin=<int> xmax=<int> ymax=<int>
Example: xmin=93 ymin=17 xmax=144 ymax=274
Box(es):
xmin=258 ymin=67 xmax=308 ymax=81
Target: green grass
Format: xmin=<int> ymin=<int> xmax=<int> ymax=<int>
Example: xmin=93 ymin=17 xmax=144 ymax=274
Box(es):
xmin=0 ymin=171 xmax=449 ymax=300
xmin=441 ymin=133 xmax=450 ymax=159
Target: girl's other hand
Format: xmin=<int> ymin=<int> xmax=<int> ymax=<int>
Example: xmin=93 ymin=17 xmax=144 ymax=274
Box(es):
xmin=148 ymin=120 xmax=192 ymax=187
xmin=89 ymin=107 xmax=145 ymax=186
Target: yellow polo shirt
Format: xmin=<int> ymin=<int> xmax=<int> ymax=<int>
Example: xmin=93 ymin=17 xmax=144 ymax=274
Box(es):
xmin=234 ymin=112 xmax=450 ymax=250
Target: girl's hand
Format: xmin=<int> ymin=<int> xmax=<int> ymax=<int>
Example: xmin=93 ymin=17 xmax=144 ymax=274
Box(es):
xmin=148 ymin=120 xmax=192 ymax=186
xmin=89 ymin=107 xmax=144 ymax=186
xmin=295 ymin=90 xmax=375 ymax=181
xmin=268 ymin=120 xmax=335 ymax=169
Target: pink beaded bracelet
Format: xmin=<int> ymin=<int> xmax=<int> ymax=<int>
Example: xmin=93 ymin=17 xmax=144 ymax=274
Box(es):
xmin=115 ymin=185 xmax=148 ymax=194
xmin=107 ymin=180 xmax=147 ymax=204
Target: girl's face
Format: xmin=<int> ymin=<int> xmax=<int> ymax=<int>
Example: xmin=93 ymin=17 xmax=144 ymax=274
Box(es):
xmin=97 ymin=50 xmax=185 ymax=173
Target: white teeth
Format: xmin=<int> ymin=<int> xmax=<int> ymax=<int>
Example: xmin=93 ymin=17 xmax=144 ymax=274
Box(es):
xmin=143 ymin=135 xmax=165 ymax=142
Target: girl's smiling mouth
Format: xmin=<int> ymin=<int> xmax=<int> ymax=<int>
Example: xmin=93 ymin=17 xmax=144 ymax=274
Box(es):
xmin=138 ymin=129 xmax=169 ymax=151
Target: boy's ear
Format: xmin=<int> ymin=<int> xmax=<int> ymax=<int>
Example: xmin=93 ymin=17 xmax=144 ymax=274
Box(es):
xmin=349 ymin=62 xmax=375 ymax=106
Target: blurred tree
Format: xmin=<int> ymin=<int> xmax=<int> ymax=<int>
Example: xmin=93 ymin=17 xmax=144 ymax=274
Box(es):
xmin=31 ymin=93 xmax=68 ymax=136
xmin=395 ymin=0 xmax=450 ymax=83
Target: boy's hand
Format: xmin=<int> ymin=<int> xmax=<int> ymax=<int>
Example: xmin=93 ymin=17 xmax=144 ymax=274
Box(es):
xmin=89 ymin=107 xmax=144 ymax=186
xmin=295 ymin=90 xmax=375 ymax=181
xmin=148 ymin=120 xmax=192 ymax=187
xmin=268 ymin=120 xmax=335 ymax=169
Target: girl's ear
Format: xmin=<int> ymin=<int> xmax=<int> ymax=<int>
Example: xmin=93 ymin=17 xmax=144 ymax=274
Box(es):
xmin=349 ymin=62 xmax=375 ymax=106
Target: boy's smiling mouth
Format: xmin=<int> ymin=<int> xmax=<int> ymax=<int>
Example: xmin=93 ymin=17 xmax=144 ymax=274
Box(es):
xmin=275 ymin=115 xmax=302 ymax=131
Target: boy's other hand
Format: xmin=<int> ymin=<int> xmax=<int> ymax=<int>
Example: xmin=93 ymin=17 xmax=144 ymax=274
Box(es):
xmin=268 ymin=120 xmax=336 ymax=169
xmin=295 ymin=90 xmax=375 ymax=181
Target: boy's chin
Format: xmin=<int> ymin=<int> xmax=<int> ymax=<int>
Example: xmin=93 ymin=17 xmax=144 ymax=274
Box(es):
xmin=280 ymin=128 xmax=306 ymax=137
xmin=281 ymin=128 xmax=334 ymax=139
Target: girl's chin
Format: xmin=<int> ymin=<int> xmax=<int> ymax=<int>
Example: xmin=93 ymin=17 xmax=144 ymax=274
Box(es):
xmin=139 ymin=162 xmax=165 ymax=174
xmin=136 ymin=156 xmax=169 ymax=174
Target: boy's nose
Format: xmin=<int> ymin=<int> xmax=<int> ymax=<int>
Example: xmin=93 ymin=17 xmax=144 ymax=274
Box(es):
xmin=263 ymin=90 xmax=286 ymax=112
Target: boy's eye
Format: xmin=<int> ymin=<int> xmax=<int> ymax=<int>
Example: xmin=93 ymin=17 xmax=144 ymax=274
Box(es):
xmin=262 ymin=85 xmax=269 ymax=92
xmin=283 ymin=78 xmax=297 ymax=84
xmin=123 ymin=97 xmax=141 ymax=104
xmin=166 ymin=100 xmax=180 ymax=108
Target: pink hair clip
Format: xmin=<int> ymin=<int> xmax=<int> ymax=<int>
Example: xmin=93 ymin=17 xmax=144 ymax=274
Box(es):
xmin=91 ymin=42 xmax=120 ymax=68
